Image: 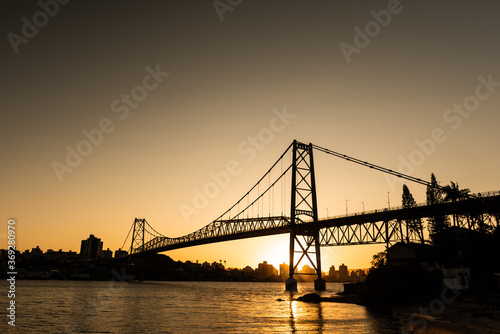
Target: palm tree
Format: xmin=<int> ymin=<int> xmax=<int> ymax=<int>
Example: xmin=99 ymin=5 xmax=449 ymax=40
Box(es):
xmin=441 ymin=181 xmax=471 ymax=227
xmin=442 ymin=181 xmax=471 ymax=202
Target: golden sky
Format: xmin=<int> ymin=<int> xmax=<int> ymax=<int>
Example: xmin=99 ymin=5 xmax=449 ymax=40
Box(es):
xmin=2 ymin=0 xmax=500 ymax=270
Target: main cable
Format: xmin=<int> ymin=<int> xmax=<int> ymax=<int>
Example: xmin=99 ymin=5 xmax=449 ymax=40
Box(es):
xmin=312 ymin=144 xmax=446 ymax=191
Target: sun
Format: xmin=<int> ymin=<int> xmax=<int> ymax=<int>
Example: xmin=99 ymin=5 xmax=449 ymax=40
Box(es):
xmin=264 ymin=239 xmax=289 ymax=270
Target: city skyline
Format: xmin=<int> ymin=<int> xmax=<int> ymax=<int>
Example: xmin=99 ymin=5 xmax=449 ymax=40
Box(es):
xmin=7 ymin=234 xmax=368 ymax=275
xmin=3 ymin=1 xmax=500 ymax=270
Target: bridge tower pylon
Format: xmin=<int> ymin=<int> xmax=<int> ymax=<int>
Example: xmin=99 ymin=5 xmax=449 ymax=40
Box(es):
xmin=130 ymin=218 xmax=146 ymax=253
xmin=129 ymin=218 xmax=146 ymax=280
xmin=286 ymin=140 xmax=326 ymax=291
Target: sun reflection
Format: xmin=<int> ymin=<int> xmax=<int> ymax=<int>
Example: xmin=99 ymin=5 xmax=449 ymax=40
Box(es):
xmin=290 ymin=300 xmax=298 ymax=333
xmin=289 ymin=299 xmax=325 ymax=333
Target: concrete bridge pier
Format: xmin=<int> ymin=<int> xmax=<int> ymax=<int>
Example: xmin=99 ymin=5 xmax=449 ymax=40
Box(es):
xmin=314 ymin=277 xmax=326 ymax=291
xmin=285 ymin=276 xmax=325 ymax=291
xmin=285 ymin=277 xmax=298 ymax=291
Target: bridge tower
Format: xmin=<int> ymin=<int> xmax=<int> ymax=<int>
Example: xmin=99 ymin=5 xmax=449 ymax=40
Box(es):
xmin=130 ymin=218 xmax=146 ymax=253
xmin=129 ymin=218 xmax=146 ymax=280
xmin=286 ymin=140 xmax=326 ymax=291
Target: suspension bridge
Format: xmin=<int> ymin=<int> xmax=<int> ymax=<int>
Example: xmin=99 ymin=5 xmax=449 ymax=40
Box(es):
xmin=123 ymin=140 xmax=500 ymax=291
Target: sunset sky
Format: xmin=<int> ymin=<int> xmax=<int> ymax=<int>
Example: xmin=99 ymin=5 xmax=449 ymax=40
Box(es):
xmin=2 ymin=1 xmax=500 ymax=271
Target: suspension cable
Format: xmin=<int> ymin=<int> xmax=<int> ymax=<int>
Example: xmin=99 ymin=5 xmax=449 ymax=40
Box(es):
xmin=144 ymin=219 xmax=166 ymax=238
xmin=214 ymin=142 xmax=293 ymax=221
xmin=230 ymin=164 xmax=292 ymax=220
xmin=312 ymin=144 xmax=446 ymax=191
xmin=121 ymin=220 xmax=134 ymax=250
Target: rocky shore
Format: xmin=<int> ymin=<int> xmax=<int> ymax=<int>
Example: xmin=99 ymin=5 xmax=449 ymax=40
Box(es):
xmin=294 ymin=292 xmax=500 ymax=333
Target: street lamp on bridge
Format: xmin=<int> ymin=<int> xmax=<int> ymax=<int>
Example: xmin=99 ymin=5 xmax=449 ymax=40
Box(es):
xmin=387 ymin=191 xmax=391 ymax=209
xmin=346 ymin=199 xmax=348 ymax=215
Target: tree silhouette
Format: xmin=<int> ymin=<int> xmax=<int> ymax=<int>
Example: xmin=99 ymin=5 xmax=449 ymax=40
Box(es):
xmin=441 ymin=181 xmax=471 ymax=227
xmin=370 ymin=251 xmax=387 ymax=269
xmin=426 ymin=173 xmax=450 ymax=239
xmin=402 ymin=184 xmax=424 ymax=243
xmin=442 ymin=181 xmax=470 ymax=202
xmin=443 ymin=182 xmax=492 ymax=233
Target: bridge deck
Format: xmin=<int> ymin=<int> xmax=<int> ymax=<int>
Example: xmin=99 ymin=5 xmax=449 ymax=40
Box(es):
xmin=135 ymin=193 xmax=500 ymax=255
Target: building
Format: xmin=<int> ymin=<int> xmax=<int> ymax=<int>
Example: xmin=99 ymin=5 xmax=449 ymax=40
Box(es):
xmin=279 ymin=262 xmax=289 ymax=278
xmin=257 ymin=261 xmax=278 ymax=278
xmin=387 ymin=242 xmax=432 ymax=267
xmin=101 ymin=248 xmax=113 ymax=261
xmin=328 ymin=265 xmax=337 ymax=281
xmin=114 ymin=248 xmax=128 ymax=259
xmin=356 ymin=269 xmax=366 ymax=281
xmin=25 ymin=246 xmax=44 ymax=259
xmin=339 ymin=263 xmax=348 ymax=282
xmin=45 ymin=249 xmax=78 ymax=261
xmin=300 ymin=265 xmax=315 ymax=274
xmin=80 ymin=234 xmax=103 ymax=260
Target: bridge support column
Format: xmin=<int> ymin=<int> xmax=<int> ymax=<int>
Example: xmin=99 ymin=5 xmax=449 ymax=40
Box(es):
xmin=130 ymin=218 xmax=146 ymax=280
xmin=314 ymin=228 xmax=326 ymax=291
xmin=315 ymin=277 xmax=326 ymax=291
xmin=285 ymin=277 xmax=298 ymax=291
xmin=285 ymin=141 xmax=325 ymax=291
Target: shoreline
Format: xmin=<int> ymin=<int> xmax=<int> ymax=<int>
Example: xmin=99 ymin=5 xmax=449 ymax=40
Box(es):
xmin=393 ymin=300 xmax=500 ymax=334
xmin=298 ymin=293 xmax=500 ymax=333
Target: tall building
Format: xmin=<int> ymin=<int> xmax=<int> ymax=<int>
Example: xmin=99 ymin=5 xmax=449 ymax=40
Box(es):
xmin=328 ymin=265 xmax=337 ymax=281
xmin=279 ymin=262 xmax=289 ymax=277
xmin=339 ymin=263 xmax=348 ymax=282
xmin=257 ymin=261 xmax=277 ymax=278
xmin=80 ymin=234 xmax=103 ymax=260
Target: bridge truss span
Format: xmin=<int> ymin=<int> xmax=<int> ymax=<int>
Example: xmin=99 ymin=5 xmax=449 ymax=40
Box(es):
xmin=123 ymin=140 xmax=500 ymax=291
xmin=136 ymin=216 xmax=291 ymax=254
xmin=319 ymin=220 xmax=421 ymax=247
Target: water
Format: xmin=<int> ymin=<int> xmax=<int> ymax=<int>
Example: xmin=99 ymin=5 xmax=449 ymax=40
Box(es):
xmin=3 ymin=280 xmax=400 ymax=333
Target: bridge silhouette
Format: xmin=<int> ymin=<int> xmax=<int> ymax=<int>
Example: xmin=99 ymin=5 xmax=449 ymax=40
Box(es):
xmin=123 ymin=140 xmax=500 ymax=291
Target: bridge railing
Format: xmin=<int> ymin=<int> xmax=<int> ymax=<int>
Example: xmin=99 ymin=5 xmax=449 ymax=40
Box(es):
xmin=317 ymin=190 xmax=500 ymax=221
xmin=137 ymin=215 xmax=291 ymax=253
xmin=134 ymin=191 xmax=499 ymax=253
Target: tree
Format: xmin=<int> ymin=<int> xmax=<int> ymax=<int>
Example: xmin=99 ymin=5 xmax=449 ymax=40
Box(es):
xmin=371 ymin=251 xmax=387 ymax=269
xmin=442 ymin=181 xmax=470 ymax=202
xmin=426 ymin=173 xmax=442 ymax=204
xmin=426 ymin=173 xmax=450 ymax=238
xmin=402 ymin=184 xmax=424 ymax=243
xmin=442 ymin=181 xmax=471 ymax=227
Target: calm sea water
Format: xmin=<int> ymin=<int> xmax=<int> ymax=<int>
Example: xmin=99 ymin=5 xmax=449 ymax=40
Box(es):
xmin=3 ymin=280 xmax=400 ymax=333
